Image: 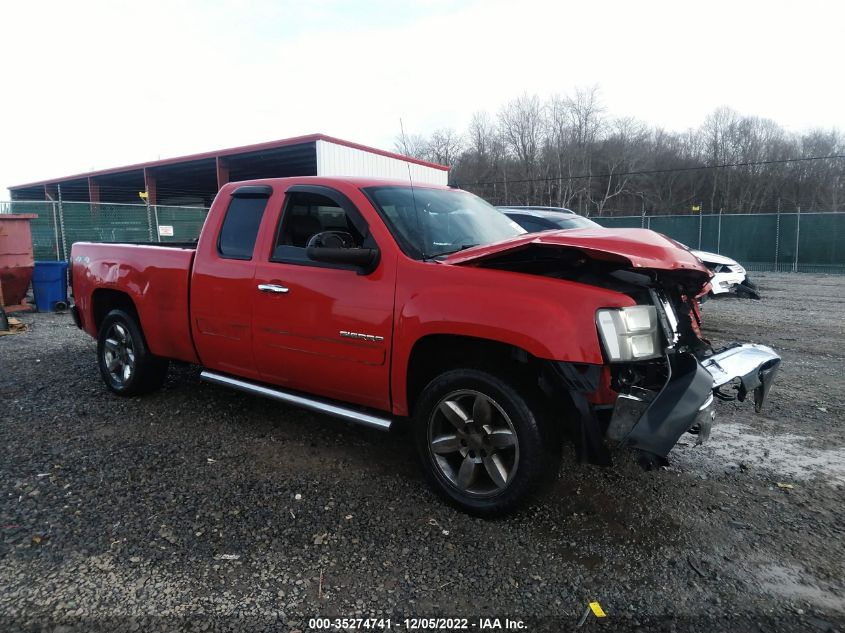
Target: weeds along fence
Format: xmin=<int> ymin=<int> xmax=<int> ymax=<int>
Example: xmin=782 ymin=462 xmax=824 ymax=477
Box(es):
xmin=1 ymin=200 xmax=843 ymax=273
xmin=0 ymin=200 xmax=209 ymax=261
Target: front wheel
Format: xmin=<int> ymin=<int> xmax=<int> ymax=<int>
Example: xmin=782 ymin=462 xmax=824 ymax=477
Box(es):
xmin=97 ymin=309 xmax=168 ymax=396
xmin=414 ymin=368 xmax=557 ymax=517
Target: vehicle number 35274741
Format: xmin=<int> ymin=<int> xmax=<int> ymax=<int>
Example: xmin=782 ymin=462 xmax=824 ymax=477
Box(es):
xmin=308 ymin=617 xmax=526 ymax=630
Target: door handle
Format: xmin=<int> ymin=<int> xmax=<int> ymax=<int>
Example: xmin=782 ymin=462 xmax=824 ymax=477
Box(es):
xmin=257 ymin=283 xmax=290 ymax=294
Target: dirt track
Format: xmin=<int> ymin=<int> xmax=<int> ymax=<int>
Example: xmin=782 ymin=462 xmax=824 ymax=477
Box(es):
xmin=1 ymin=272 xmax=843 ymax=632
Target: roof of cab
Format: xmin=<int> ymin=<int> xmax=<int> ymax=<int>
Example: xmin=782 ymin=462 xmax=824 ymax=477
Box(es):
xmin=220 ymin=175 xmax=455 ymax=191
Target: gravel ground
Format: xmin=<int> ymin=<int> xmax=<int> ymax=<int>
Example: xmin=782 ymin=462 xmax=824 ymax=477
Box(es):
xmin=1 ymin=272 xmax=843 ymax=632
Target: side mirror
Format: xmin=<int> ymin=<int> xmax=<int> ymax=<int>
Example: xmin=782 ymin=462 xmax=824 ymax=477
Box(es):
xmin=305 ymin=231 xmax=379 ymax=272
xmin=306 ymin=245 xmax=378 ymax=267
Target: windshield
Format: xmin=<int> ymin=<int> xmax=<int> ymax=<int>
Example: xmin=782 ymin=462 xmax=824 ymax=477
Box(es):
xmin=363 ymin=186 xmax=525 ymax=259
xmin=551 ymin=215 xmax=601 ymax=230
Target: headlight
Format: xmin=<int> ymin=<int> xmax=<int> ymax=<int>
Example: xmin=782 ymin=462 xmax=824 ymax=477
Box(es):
xmin=596 ymin=305 xmax=662 ymax=362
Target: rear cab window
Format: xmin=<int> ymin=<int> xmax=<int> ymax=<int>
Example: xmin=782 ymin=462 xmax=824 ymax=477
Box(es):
xmin=217 ymin=194 xmax=270 ymax=260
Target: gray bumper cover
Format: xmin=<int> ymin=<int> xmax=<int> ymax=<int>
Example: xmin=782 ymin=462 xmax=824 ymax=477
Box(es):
xmin=701 ymin=343 xmax=781 ymax=412
xmin=609 ymin=344 xmax=781 ymax=460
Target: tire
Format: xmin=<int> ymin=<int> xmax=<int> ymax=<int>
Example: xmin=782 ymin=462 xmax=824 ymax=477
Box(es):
xmin=736 ymin=281 xmax=761 ymax=300
xmin=413 ymin=368 xmax=558 ymax=517
xmin=97 ymin=308 xmax=168 ymax=396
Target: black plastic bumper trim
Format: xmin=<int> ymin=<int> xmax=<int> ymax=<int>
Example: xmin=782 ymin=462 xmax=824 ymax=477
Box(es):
xmin=620 ymin=352 xmax=713 ymax=458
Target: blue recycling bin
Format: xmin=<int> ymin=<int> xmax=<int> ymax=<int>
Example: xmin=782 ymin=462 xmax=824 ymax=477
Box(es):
xmin=32 ymin=261 xmax=69 ymax=312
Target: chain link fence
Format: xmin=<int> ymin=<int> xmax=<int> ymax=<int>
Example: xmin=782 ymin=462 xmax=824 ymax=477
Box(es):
xmin=0 ymin=200 xmax=209 ymax=261
xmin=1 ymin=201 xmax=843 ymax=273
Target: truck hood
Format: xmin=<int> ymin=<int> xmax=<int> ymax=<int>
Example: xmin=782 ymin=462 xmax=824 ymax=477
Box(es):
xmin=443 ymin=228 xmax=712 ymax=277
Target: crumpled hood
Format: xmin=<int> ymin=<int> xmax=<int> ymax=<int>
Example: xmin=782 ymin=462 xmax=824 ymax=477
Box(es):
xmin=444 ymin=227 xmax=712 ymax=277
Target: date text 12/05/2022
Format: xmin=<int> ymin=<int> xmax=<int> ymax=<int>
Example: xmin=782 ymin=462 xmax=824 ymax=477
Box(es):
xmin=308 ymin=617 xmax=528 ymax=630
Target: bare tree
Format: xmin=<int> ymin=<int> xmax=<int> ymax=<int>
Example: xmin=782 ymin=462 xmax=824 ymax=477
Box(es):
xmin=700 ymin=107 xmax=740 ymax=211
xmin=393 ymin=133 xmax=431 ymax=161
xmin=498 ymin=94 xmax=546 ymax=203
xmin=396 ymin=89 xmax=843 ymax=215
xmin=588 ymin=117 xmax=647 ymax=215
xmin=467 ymin=112 xmax=495 ymax=160
xmin=426 ymin=128 xmax=464 ymax=166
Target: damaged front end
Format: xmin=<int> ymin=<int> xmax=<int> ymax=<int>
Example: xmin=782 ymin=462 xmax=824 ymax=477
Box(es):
xmin=447 ymin=227 xmax=781 ymax=466
xmin=601 ymin=278 xmax=781 ymax=466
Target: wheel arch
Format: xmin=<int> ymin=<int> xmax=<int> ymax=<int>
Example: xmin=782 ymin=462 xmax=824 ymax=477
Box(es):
xmin=91 ymin=288 xmax=138 ymax=333
xmin=404 ymin=334 xmax=543 ymax=417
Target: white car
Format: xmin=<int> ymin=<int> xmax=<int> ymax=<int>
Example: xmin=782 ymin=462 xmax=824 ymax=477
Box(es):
xmin=691 ymin=250 xmax=759 ymax=298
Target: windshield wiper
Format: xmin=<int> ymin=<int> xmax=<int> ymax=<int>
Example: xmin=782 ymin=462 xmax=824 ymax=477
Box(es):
xmin=434 ymin=244 xmax=479 ymax=258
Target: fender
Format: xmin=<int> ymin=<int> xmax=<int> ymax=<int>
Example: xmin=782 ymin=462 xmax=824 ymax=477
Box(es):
xmin=71 ymin=243 xmax=199 ymax=364
xmin=389 ymin=259 xmax=636 ymax=416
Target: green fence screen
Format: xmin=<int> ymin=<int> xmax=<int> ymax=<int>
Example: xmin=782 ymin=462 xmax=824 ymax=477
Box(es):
xmin=2 ymin=201 xmax=843 ymax=273
xmin=592 ymin=212 xmax=845 ymax=273
xmin=3 ymin=201 xmax=209 ymax=260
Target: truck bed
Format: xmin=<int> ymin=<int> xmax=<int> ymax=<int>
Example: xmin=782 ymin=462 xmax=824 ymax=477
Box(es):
xmin=90 ymin=241 xmax=199 ymax=249
xmin=70 ymin=242 xmax=200 ymax=364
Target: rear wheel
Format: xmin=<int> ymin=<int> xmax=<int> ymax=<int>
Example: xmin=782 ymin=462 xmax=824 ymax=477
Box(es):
xmin=414 ymin=368 xmax=557 ymax=517
xmin=97 ymin=309 xmax=168 ymax=396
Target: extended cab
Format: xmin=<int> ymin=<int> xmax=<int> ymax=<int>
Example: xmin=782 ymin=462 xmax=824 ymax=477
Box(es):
xmin=70 ymin=178 xmax=780 ymax=515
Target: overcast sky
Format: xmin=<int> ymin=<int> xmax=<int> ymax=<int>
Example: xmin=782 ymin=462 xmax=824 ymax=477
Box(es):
xmin=1 ymin=0 xmax=843 ymax=197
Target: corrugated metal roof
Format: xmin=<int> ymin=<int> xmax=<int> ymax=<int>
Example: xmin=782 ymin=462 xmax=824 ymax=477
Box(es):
xmin=316 ymin=140 xmax=448 ymax=186
xmin=10 ymin=133 xmax=448 ymax=190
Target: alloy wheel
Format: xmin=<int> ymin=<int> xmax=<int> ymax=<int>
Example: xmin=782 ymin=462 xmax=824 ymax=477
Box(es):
xmin=102 ymin=323 xmax=135 ymax=386
xmin=427 ymin=389 xmax=520 ymax=497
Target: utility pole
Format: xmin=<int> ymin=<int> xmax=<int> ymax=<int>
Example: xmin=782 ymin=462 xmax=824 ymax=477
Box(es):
xmin=45 ymin=191 xmax=61 ymax=261
xmin=775 ymin=197 xmax=781 ymax=270
xmin=139 ymin=191 xmax=154 ymax=241
xmin=57 ymin=185 xmax=68 ymax=261
xmin=640 ymin=194 xmax=646 ymax=228
xmin=692 ymin=202 xmax=703 ymax=249
xmin=716 ymin=208 xmax=722 ymax=253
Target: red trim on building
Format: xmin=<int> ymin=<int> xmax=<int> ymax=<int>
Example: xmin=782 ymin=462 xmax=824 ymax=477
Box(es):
xmin=10 ymin=133 xmax=449 ymax=191
xmin=143 ymin=169 xmax=157 ymax=206
xmin=215 ymin=157 xmax=229 ymax=189
xmin=88 ymin=178 xmax=100 ymax=204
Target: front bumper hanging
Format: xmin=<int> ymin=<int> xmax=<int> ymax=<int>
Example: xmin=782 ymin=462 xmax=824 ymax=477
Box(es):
xmin=701 ymin=343 xmax=780 ymax=412
xmin=608 ymin=343 xmax=781 ymax=460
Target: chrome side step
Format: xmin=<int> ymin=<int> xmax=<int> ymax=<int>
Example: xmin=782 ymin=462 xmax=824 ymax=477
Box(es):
xmin=199 ymin=370 xmax=393 ymax=431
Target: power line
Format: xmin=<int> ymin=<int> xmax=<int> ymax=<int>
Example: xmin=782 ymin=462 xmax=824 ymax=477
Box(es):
xmin=455 ymin=154 xmax=845 ymax=188
xmin=8 ymin=153 xmax=843 ymax=203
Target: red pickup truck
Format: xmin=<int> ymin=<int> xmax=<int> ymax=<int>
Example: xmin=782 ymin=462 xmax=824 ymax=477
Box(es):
xmin=70 ymin=177 xmax=780 ymax=515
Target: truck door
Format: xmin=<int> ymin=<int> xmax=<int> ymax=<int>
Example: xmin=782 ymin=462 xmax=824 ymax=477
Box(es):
xmin=252 ymin=185 xmax=395 ymax=412
xmin=190 ymin=185 xmax=276 ymax=380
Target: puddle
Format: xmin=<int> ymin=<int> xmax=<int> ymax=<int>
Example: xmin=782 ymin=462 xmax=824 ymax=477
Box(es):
xmin=674 ymin=423 xmax=845 ymax=485
xmin=756 ymin=563 xmax=845 ymax=613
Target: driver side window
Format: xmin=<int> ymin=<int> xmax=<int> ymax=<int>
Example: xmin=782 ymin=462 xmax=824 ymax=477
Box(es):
xmin=271 ymin=191 xmax=364 ymax=264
